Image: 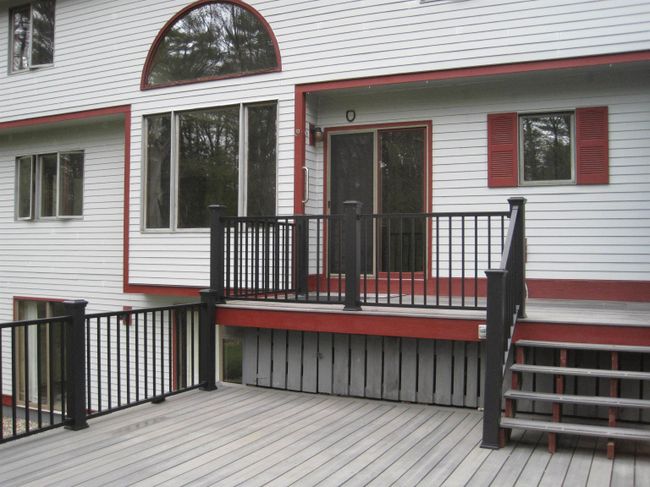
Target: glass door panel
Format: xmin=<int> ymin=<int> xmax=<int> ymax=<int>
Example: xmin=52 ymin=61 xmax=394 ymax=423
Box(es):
xmin=379 ymin=128 xmax=426 ymax=273
xmin=328 ymin=132 xmax=374 ymax=274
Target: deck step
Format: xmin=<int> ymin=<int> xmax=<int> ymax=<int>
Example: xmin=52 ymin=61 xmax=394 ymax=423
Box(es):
xmin=515 ymin=340 xmax=650 ymax=354
xmin=510 ymin=363 xmax=650 ymax=380
xmin=504 ymin=390 xmax=650 ymax=408
xmin=500 ymin=417 xmax=650 ymax=441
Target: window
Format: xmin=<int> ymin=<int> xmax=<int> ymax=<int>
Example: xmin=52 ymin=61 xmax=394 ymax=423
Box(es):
xmin=15 ymin=299 xmax=66 ymax=410
xmin=520 ymin=112 xmax=573 ymax=185
xmin=143 ymin=1 xmax=280 ymax=89
xmin=487 ymin=107 xmax=608 ymax=188
xmin=10 ymin=1 xmax=55 ymax=72
xmin=145 ymin=102 xmax=277 ymax=229
xmin=15 ymin=151 xmax=84 ymax=220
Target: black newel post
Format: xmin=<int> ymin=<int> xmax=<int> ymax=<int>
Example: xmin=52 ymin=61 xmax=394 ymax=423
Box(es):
xmin=199 ymin=289 xmax=218 ymax=391
xmin=209 ymin=205 xmax=226 ymax=304
xmin=481 ymin=269 xmax=507 ymax=449
xmin=295 ymin=216 xmax=309 ymax=296
xmin=508 ymin=197 xmax=526 ymax=318
xmin=64 ymin=299 xmax=89 ymax=431
xmin=343 ymin=200 xmax=362 ymax=311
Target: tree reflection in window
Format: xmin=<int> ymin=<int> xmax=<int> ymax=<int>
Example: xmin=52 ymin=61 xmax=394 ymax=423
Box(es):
xmin=521 ymin=113 xmax=573 ymax=182
xmin=146 ymin=1 xmax=279 ymax=87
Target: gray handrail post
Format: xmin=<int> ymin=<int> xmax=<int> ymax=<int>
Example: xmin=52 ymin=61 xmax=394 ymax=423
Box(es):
xmin=295 ymin=216 xmax=309 ymax=295
xmin=209 ymin=205 xmax=226 ymax=304
xmin=343 ymin=201 xmax=362 ymax=311
xmin=199 ymin=289 xmax=218 ymax=391
xmin=508 ymin=197 xmax=526 ymax=318
xmin=64 ymin=299 xmax=89 ymax=431
xmin=481 ymin=269 xmax=507 ymax=449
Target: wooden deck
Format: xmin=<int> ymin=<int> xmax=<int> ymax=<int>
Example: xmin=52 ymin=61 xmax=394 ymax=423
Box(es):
xmin=0 ymin=385 xmax=648 ymax=486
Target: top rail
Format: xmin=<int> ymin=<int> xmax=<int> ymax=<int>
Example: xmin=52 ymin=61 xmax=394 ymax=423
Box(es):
xmin=0 ymin=315 xmax=72 ymax=329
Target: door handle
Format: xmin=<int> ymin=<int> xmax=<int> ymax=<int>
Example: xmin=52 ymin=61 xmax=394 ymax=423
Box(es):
xmin=302 ymin=166 xmax=310 ymax=205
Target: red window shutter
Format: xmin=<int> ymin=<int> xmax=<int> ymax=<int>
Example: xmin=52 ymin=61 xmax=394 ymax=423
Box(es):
xmin=487 ymin=113 xmax=518 ymax=187
xmin=576 ymin=106 xmax=609 ymax=185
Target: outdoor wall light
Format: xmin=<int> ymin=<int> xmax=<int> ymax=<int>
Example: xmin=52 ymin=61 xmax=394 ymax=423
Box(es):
xmin=309 ymin=124 xmax=323 ymax=145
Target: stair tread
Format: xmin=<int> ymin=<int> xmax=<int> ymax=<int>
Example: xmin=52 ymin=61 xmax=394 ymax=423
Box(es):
xmin=510 ymin=363 xmax=650 ymax=380
xmin=500 ymin=417 xmax=650 ymax=440
xmin=504 ymin=389 xmax=650 ymax=408
xmin=515 ymin=340 xmax=650 ymax=354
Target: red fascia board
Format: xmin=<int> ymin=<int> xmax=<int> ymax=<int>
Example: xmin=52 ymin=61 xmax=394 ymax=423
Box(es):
xmin=215 ymin=307 xmax=481 ymax=341
xmin=0 ymin=105 xmax=131 ymax=131
xmin=514 ymin=322 xmax=650 ymax=347
xmin=296 ymin=50 xmax=650 ymax=95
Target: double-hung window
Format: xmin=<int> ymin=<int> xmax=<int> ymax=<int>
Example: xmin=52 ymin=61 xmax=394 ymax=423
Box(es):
xmin=10 ymin=1 xmax=55 ymax=72
xmin=15 ymin=151 xmax=84 ymax=220
xmin=144 ymin=102 xmax=277 ymax=230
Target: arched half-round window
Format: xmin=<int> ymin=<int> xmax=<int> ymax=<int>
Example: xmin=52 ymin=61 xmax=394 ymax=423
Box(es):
xmin=142 ymin=0 xmax=281 ymax=89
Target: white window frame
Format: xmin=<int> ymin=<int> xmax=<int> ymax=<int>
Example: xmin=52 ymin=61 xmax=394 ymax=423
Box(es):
xmin=15 ymin=150 xmax=84 ymax=221
xmin=518 ymin=111 xmax=576 ymax=187
xmin=9 ymin=1 xmax=56 ymax=73
xmin=143 ymin=101 xmax=279 ymax=232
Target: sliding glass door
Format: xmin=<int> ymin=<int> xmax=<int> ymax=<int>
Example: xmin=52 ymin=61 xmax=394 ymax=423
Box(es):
xmin=328 ymin=126 xmax=426 ymax=275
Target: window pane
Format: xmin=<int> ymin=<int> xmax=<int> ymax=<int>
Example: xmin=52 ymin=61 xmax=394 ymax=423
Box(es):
xmin=40 ymin=154 xmax=58 ymax=217
xmin=31 ymin=0 xmax=55 ymax=66
xmin=246 ymin=103 xmax=276 ymax=217
xmin=522 ymin=114 xmax=572 ymax=182
xmin=11 ymin=6 xmax=30 ymax=71
xmin=147 ymin=3 xmax=278 ymax=86
xmin=59 ymin=151 xmax=84 ymax=216
xmin=17 ymin=156 xmax=34 ymax=219
xmin=146 ymin=114 xmax=172 ymax=228
xmin=379 ymin=128 xmax=426 ymax=273
xmin=178 ymin=107 xmax=239 ymax=228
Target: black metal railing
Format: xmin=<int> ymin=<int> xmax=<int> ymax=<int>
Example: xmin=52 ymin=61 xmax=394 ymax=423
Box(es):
xmin=85 ymin=302 xmax=203 ymax=418
xmin=212 ymin=203 xmax=510 ymax=311
xmin=0 ymin=314 xmax=71 ymax=443
xmin=1 ymin=293 xmax=220 ymax=444
xmin=481 ymin=197 xmax=527 ymax=449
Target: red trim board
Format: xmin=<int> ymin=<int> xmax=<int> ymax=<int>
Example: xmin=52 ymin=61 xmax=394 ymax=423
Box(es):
xmin=514 ymin=322 xmax=650 ymax=347
xmin=216 ymin=306 xmax=482 ymax=341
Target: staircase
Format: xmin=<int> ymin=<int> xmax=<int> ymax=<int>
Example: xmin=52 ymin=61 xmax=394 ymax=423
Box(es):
xmin=500 ymin=340 xmax=650 ymax=458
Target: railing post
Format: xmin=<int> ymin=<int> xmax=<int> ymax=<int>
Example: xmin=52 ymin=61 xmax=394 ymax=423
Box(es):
xmin=199 ymin=289 xmax=218 ymax=391
xmin=295 ymin=216 xmax=309 ymax=295
xmin=64 ymin=299 xmax=88 ymax=431
xmin=508 ymin=197 xmax=526 ymax=318
xmin=209 ymin=205 xmax=226 ymax=304
xmin=343 ymin=201 xmax=362 ymax=311
xmin=481 ymin=269 xmax=507 ymax=449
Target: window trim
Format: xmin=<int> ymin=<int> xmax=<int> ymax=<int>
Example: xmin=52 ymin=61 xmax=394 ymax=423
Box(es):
xmin=9 ymin=1 xmax=55 ymax=74
xmin=140 ymin=0 xmax=282 ymax=91
xmin=142 ymin=101 xmax=279 ymax=232
xmin=518 ymin=111 xmax=576 ymax=187
xmin=15 ymin=150 xmax=84 ymax=221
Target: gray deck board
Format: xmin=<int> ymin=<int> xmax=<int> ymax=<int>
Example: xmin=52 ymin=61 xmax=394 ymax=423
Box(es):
xmin=0 ymin=384 xmax=647 ymax=487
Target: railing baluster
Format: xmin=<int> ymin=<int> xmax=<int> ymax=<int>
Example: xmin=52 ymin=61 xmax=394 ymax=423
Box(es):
xmin=127 ymin=313 xmax=131 ymax=404
xmin=475 ymin=215 xmax=479 ymax=308
xmin=117 ymin=315 xmax=121 ymax=407
xmin=107 ymin=315 xmax=112 ymax=410
xmin=86 ymin=317 xmax=91 ymax=411
xmin=448 ymin=215 xmax=452 ymax=307
xmin=96 ymin=317 xmax=101 ymax=412
xmin=436 ymin=216 xmax=440 ymax=307
xmin=135 ymin=312 xmax=140 ymax=402
xmin=37 ymin=322 xmax=43 ymax=429
xmin=11 ymin=327 xmax=17 ymax=437
xmin=462 ymin=215 xmax=465 ymax=308
xmin=24 ymin=325 xmax=30 ymax=432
